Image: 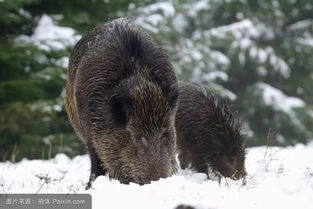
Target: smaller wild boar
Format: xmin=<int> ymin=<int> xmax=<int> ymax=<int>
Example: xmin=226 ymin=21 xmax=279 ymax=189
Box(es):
xmin=175 ymin=82 xmax=246 ymax=180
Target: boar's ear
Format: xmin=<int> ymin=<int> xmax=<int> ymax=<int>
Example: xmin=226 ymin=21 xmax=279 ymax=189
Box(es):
xmin=110 ymin=93 xmax=132 ymax=125
xmin=167 ymin=85 xmax=179 ymax=108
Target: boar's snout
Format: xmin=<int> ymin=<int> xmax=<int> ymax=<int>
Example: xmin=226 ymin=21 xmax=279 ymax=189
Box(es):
xmin=140 ymin=167 xmax=171 ymax=184
xmin=214 ymin=155 xmax=246 ymax=180
xmin=215 ymin=167 xmax=246 ymax=180
xmin=135 ymin=159 xmax=173 ymax=185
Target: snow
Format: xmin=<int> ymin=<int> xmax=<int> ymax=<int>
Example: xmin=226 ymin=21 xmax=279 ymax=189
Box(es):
xmin=232 ymin=42 xmax=290 ymax=78
xmin=172 ymin=13 xmax=188 ymax=33
xmin=238 ymin=38 xmax=252 ymax=50
xmin=55 ymin=56 xmax=69 ymax=68
xmin=205 ymin=19 xmax=260 ymax=40
xmin=287 ymin=19 xmax=313 ymax=32
xmin=135 ymin=1 xmax=176 ymax=33
xmin=297 ymin=37 xmax=313 ymax=47
xmin=208 ymin=83 xmax=237 ymax=101
xmin=190 ymin=49 xmax=203 ymax=60
xmin=256 ymin=66 xmax=268 ymax=76
xmin=135 ymin=20 xmax=160 ymax=33
xmin=145 ymin=14 xmax=164 ymax=26
xmin=17 ymin=15 xmax=81 ymax=51
xmin=1 ymin=144 xmax=313 ymax=209
xmin=210 ymin=50 xmax=230 ymax=66
xmin=257 ymin=82 xmax=305 ymax=113
xmin=257 ymin=48 xmax=268 ymax=63
xmin=188 ymin=0 xmax=210 ymax=17
xmin=203 ymin=71 xmax=228 ymax=82
xmin=200 ymin=18 xmax=291 ymax=78
xmin=267 ymin=47 xmax=290 ymax=78
xmin=137 ymin=2 xmax=175 ymax=18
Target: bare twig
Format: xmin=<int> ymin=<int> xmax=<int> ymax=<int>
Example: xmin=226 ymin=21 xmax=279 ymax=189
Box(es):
xmin=259 ymin=129 xmax=284 ymax=172
xmin=0 ymin=184 xmax=7 ymax=194
xmin=242 ymin=176 xmax=246 ymax=186
xmin=67 ymin=185 xmax=78 ymax=194
xmin=264 ymin=128 xmax=278 ymax=160
xmin=35 ymin=174 xmax=65 ymax=194
xmin=214 ymin=171 xmax=231 ymax=187
xmin=231 ymin=170 xmax=238 ymax=179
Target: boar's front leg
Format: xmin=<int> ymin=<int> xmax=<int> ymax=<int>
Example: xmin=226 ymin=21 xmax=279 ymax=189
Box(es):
xmin=86 ymin=143 xmax=107 ymax=190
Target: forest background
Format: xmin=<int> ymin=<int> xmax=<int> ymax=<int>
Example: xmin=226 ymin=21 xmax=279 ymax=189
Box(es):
xmin=1 ymin=0 xmax=312 ymax=162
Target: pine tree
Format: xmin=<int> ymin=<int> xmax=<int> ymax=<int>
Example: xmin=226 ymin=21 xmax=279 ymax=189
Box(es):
xmin=129 ymin=0 xmax=313 ymax=146
xmin=0 ymin=0 xmax=142 ymax=161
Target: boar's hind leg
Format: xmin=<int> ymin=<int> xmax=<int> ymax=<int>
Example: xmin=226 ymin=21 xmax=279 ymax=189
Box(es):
xmin=86 ymin=143 xmax=107 ymax=190
xmin=178 ymin=153 xmax=190 ymax=169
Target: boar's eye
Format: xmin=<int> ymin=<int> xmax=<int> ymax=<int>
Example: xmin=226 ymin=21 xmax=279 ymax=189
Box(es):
xmin=141 ymin=137 xmax=148 ymax=147
xmin=161 ymin=132 xmax=172 ymax=145
xmin=133 ymin=136 xmax=149 ymax=147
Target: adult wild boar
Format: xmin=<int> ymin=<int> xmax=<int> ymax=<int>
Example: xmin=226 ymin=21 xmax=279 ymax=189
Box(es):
xmin=65 ymin=18 xmax=178 ymax=188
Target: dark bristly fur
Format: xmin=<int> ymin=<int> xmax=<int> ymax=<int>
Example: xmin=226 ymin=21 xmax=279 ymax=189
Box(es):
xmin=175 ymin=205 xmax=195 ymax=209
xmin=175 ymin=82 xmax=246 ymax=180
xmin=65 ymin=18 xmax=178 ymax=189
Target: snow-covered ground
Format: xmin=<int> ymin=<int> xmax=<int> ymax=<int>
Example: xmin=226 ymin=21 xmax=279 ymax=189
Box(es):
xmin=1 ymin=143 xmax=313 ymax=209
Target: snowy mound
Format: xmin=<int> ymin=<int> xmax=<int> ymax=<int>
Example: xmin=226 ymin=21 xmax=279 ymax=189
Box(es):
xmin=1 ymin=144 xmax=313 ymax=209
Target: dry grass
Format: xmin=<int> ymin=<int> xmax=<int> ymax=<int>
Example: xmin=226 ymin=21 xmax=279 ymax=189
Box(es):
xmin=35 ymin=174 xmax=64 ymax=194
